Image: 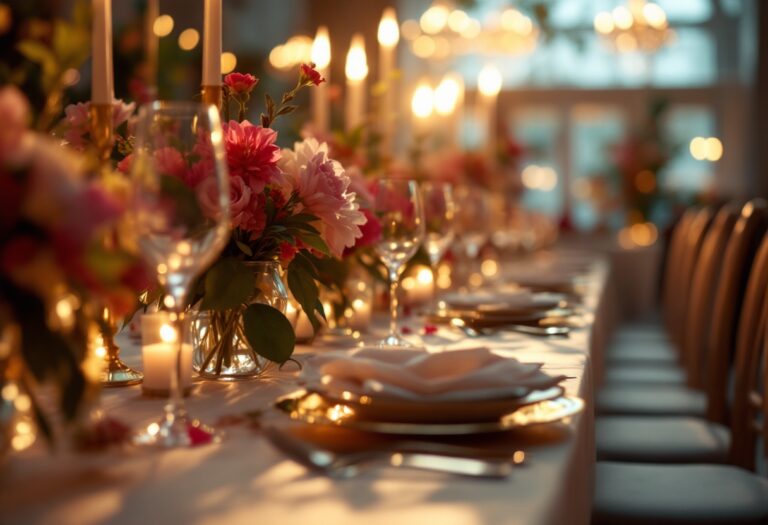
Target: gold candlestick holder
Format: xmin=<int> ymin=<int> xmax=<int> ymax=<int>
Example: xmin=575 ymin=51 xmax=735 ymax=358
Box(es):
xmin=89 ymin=104 xmax=143 ymax=387
xmin=201 ymin=85 xmax=222 ymax=109
xmin=89 ymin=103 xmax=114 ymax=164
xmin=98 ymin=306 xmax=143 ymax=387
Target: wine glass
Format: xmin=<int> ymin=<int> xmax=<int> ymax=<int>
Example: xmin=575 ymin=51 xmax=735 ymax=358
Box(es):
xmin=455 ymin=184 xmax=492 ymax=288
xmin=420 ymin=181 xmax=455 ymax=310
xmin=129 ymin=101 xmax=230 ymax=448
xmin=372 ymin=179 xmax=425 ymax=348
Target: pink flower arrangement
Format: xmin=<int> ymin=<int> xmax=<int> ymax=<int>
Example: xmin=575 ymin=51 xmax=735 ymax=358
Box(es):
xmin=278 ymin=138 xmax=366 ymax=258
xmin=61 ymin=99 xmax=135 ymax=151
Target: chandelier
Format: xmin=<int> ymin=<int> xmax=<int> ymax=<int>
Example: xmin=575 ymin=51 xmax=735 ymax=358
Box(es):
xmin=401 ymin=2 xmax=539 ymax=60
xmin=593 ymin=0 xmax=673 ymax=53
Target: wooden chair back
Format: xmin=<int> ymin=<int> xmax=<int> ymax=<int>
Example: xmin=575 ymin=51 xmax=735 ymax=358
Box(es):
xmin=729 ymin=231 xmax=768 ymax=469
xmin=705 ymin=199 xmax=768 ymax=423
xmin=683 ymin=203 xmax=740 ymax=387
xmin=661 ymin=209 xmax=697 ymax=333
xmin=671 ymin=207 xmax=715 ymax=347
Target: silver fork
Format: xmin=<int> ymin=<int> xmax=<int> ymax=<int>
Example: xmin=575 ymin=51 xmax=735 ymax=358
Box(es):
xmin=262 ymin=425 xmax=516 ymax=479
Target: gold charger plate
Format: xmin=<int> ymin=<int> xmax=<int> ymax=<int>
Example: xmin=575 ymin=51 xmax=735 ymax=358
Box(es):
xmin=273 ymin=390 xmax=584 ymax=436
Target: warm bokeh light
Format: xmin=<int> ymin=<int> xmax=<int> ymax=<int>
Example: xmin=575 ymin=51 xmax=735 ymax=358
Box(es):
xmin=593 ymin=12 xmax=614 ymax=34
xmin=159 ymin=323 xmax=178 ymax=344
xmin=413 ymin=35 xmax=436 ymax=58
xmin=434 ymin=74 xmax=461 ymax=116
xmin=311 ymin=26 xmax=331 ymax=69
xmin=478 ymin=65 xmax=502 ymax=97
xmin=153 ymin=14 xmax=174 ymax=37
xmin=461 ymin=18 xmax=482 ymax=39
xmin=178 ymin=28 xmax=200 ymax=51
xmin=522 ymin=165 xmax=558 ymax=191
xmin=706 ymin=137 xmax=723 ymax=161
xmin=345 ymin=34 xmax=368 ymax=81
xmin=0 ymin=4 xmax=12 ymax=35
xmin=420 ymin=5 xmax=449 ymax=35
xmin=448 ymin=9 xmax=470 ymax=33
xmin=221 ymin=51 xmax=237 ymax=74
xmin=643 ymin=3 xmax=667 ymax=28
xmin=690 ymin=136 xmax=723 ymax=161
xmin=401 ymin=19 xmax=421 ymax=41
xmin=612 ymin=6 xmax=633 ymax=30
xmin=411 ymin=82 xmax=434 ymax=119
xmin=378 ymin=8 xmax=400 ymax=48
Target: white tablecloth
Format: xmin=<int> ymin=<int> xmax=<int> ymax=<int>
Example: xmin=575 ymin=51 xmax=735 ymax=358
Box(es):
xmin=0 ymin=252 xmax=613 ymax=525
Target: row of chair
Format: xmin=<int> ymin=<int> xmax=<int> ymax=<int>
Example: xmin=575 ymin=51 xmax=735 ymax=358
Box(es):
xmin=591 ymin=200 xmax=768 ymax=524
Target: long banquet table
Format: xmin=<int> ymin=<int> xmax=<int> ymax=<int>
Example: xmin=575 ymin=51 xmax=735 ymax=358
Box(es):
xmin=0 ymin=250 xmax=614 ymax=525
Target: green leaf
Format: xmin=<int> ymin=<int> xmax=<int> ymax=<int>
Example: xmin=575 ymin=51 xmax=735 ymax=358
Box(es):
xmin=242 ymin=304 xmax=295 ymax=363
xmin=287 ymin=262 xmax=322 ymax=333
xmin=235 ymin=240 xmax=253 ymax=257
xmin=299 ymin=233 xmax=331 ymax=257
xmin=200 ymin=258 xmax=254 ymax=310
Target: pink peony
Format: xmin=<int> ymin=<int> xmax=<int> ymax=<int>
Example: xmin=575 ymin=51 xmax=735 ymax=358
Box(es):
xmin=224 ymin=72 xmax=258 ymax=95
xmin=348 ymin=208 xmax=381 ymax=252
xmin=223 ymin=120 xmax=282 ymax=193
xmin=62 ymin=100 xmax=135 ymax=151
xmin=0 ymin=86 xmax=30 ymax=163
xmin=279 ymin=138 xmax=366 ymax=257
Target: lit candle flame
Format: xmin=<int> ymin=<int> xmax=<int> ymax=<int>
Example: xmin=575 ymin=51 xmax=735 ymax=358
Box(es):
xmin=345 ymin=34 xmax=368 ymax=82
xmin=377 ymin=7 xmax=400 ymax=48
xmin=478 ymin=64 xmax=502 ymax=97
xmin=311 ymin=26 xmax=331 ymax=69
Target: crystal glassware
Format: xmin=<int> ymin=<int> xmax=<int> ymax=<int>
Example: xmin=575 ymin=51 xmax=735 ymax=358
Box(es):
xmin=372 ymin=179 xmax=426 ymax=348
xmin=129 ymin=101 xmax=231 ymax=448
xmin=420 ymin=181 xmax=455 ymax=310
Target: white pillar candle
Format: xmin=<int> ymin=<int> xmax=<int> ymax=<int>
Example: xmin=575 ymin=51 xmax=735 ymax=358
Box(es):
xmin=346 ymin=298 xmax=372 ymax=332
xmin=404 ymin=265 xmax=435 ymax=305
xmin=141 ymin=313 xmax=192 ymax=396
xmin=345 ymin=34 xmax=368 ymax=132
xmin=144 ymin=0 xmax=159 ymax=94
xmin=311 ymin=26 xmax=331 ymax=134
xmin=91 ymin=0 xmax=114 ymax=104
xmin=477 ymin=64 xmax=502 ymax=167
xmin=377 ymin=7 xmax=399 ymax=155
xmin=202 ymin=0 xmax=222 ymax=87
xmin=411 ymin=80 xmax=434 ymax=139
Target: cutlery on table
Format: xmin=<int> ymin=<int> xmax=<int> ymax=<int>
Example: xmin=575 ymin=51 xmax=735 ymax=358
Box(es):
xmin=450 ymin=318 xmax=570 ymax=338
xmin=262 ymin=425 xmax=517 ymax=479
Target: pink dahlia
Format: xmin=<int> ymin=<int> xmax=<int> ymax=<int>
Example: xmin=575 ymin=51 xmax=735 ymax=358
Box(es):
xmin=223 ymin=120 xmax=283 ymax=193
xmin=279 ymin=138 xmax=366 ymax=258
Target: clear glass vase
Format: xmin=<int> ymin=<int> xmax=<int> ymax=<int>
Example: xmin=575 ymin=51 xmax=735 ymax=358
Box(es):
xmin=192 ymin=261 xmax=288 ymax=381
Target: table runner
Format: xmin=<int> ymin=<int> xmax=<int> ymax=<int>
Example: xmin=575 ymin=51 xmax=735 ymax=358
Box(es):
xmin=0 ymin=252 xmax=612 ymax=525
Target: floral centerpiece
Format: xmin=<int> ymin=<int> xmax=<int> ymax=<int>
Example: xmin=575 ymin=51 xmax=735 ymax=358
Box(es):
xmin=0 ymin=86 xmax=147 ymax=446
xmin=117 ymin=65 xmax=367 ymax=377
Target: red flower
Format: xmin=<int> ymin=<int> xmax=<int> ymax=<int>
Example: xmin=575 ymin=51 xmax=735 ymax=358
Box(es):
xmin=300 ymin=63 xmax=325 ymax=86
xmin=278 ymin=241 xmax=299 ymax=266
xmin=224 ymin=72 xmax=259 ymax=95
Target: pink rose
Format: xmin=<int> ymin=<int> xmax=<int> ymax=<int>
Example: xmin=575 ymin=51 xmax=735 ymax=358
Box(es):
xmin=196 ymin=177 xmax=223 ymax=222
xmin=228 ymin=175 xmax=253 ymax=229
xmin=224 ymin=72 xmax=259 ymax=95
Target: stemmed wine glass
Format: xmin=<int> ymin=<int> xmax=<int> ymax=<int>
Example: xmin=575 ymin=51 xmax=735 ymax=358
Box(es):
xmin=420 ymin=181 xmax=455 ymax=311
xmin=455 ymin=184 xmax=492 ymax=288
xmin=372 ymin=179 xmax=425 ymax=348
xmin=129 ymin=101 xmax=230 ymax=447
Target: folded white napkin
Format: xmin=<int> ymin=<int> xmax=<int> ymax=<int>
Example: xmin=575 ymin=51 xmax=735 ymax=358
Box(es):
xmin=301 ymin=347 xmax=566 ymax=402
